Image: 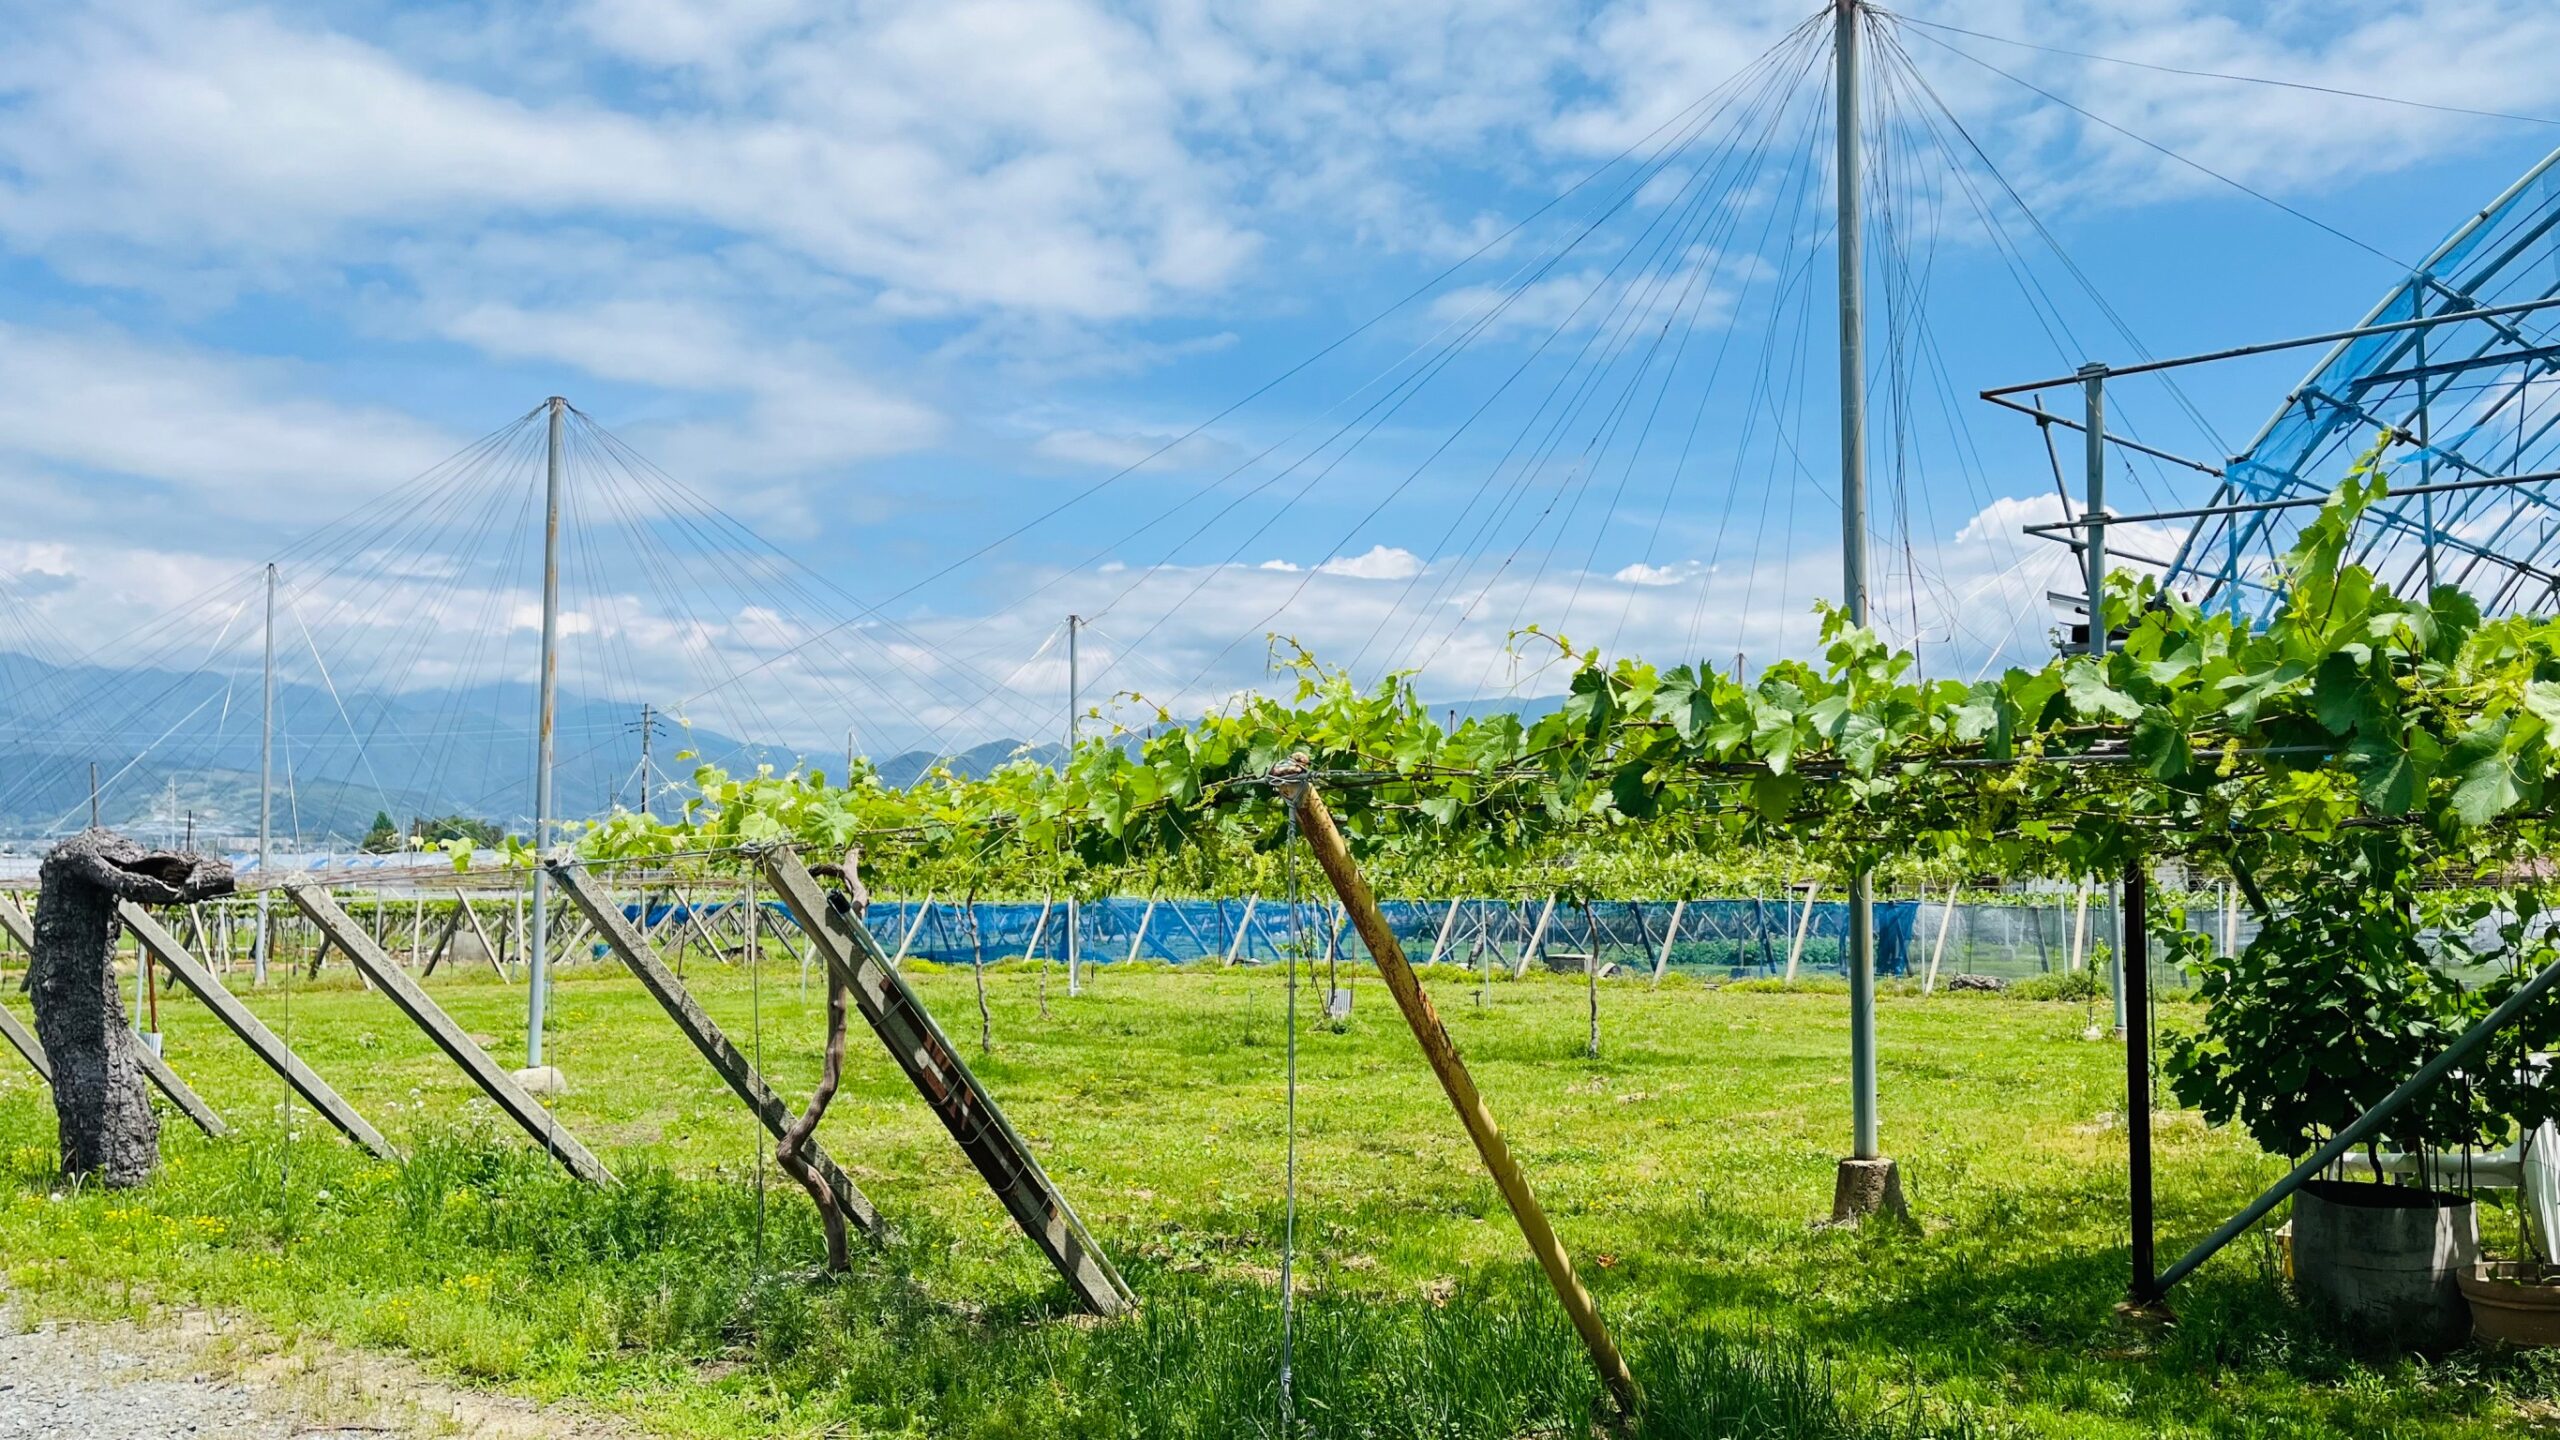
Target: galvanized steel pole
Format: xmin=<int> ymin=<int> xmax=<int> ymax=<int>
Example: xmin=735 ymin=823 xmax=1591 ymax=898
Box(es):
xmin=2082 ymin=362 xmax=2109 ymax=657
xmin=528 ymin=397 xmax=565 ymax=1066
xmin=1833 ymin=0 xmax=1882 ymax=1169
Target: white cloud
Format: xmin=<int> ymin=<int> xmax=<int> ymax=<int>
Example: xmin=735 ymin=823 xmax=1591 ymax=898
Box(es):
xmin=1031 ymin=427 xmax=1235 ymax=471
xmin=0 ymin=322 xmax=455 ymax=515
xmin=1612 ymin=560 xmax=1697 ymax=586
xmin=1318 ymin=545 xmax=1426 ymax=580
xmin=0 ymin=1 xmax=1260 ymax=322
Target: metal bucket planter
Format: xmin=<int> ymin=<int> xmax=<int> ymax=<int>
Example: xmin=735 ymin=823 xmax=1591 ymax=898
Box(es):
xmin=2460 ymin=1263 xmax=2560 ymax=1347
xmin=2292 ymin=1179 xmax=2479 ymax=1349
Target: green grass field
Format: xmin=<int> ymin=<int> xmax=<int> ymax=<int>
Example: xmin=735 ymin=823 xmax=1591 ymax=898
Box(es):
xmin=1 ymin=951 xmax=2552 ymax=1437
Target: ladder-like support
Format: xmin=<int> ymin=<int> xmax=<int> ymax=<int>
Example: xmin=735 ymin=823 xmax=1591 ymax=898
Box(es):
xmin=119 ymin=901 xmax=394 ymax=1159
xmin=288 ymin=883 xmax=613 ymax=1186
xmin=762 ymin=847 xmax=1133 ymax=1316
xmin=0 ymin=896 xmax=227 ymax=1137
xmin=546 ymin=860 xmax=882 ymax=1238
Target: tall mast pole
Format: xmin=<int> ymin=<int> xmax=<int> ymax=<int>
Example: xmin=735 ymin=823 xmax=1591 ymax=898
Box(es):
xmin=527 ymin=397 xmax=566 ymax=1069
xmin=1066 ymin=613 xmax=1082 ymax=998
xmin=256 ymin=561 xmax=276 ymax=986
xmin=1831 ymin=0 xmax=1898 ymax=1219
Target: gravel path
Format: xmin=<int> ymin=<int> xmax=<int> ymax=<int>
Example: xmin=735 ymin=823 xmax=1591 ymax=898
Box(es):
xmin=0 ymin=1313 xmax=325 ymax=1439
xmin=0 ymin=1305 xmax=633 ymax=1439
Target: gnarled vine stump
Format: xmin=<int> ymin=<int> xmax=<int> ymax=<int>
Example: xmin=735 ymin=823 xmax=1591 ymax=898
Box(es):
xmin=777 ymin=848 xmax=865 ymax=1272
xmin=31 ymin=829 xmax=232 ymax=1187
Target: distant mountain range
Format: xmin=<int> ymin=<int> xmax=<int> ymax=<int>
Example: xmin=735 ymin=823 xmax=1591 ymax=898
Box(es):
xmin=0 ymin=650 xmax=1554 ymax=846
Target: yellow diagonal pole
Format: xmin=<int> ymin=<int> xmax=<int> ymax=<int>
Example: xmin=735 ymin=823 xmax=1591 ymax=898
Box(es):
xmin=1276 ymin=765 xmax=1640 ymax=1422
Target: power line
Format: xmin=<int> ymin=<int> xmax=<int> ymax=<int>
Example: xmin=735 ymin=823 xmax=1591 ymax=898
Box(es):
xmin=1881 ymin=11 xmax=2560 ymax=130
xmin=1894 ymin=21 xmax=2410 ymax=270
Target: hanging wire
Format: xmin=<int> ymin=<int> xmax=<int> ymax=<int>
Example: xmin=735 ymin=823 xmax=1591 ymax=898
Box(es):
xmin=1278 ymin=803 xmax=1304 ymax=1436
xmin=751 ymin=890 xmax=769 ymax=1271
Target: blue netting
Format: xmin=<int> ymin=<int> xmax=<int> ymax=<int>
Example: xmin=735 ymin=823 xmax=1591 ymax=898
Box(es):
xmin=860 ymin=896 xmax=1923 ymax=977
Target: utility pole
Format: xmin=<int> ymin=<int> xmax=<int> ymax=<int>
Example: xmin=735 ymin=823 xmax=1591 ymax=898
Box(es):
xmin=526 ymin=397 xmax=566 ymax=1071
xmin=1830 ymin=0 xmax=1901 ymax=1223
xmin=629 ymin=702 xmax=660 ymax=816
xmin=87 ymin=762 xmax=99 ymax=828
xmin=1066 ymin=613 xmax=1082 ymax=998
xmin=256 ymin=561 xmax=276 ymax=986
xmin=845 ymin=724 xmax=857 ymax=783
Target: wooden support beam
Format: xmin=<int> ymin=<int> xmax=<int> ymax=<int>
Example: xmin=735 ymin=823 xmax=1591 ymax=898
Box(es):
xmin=420 ymin=900 xmax=466 ymax=975
xmin=0 ymin=1001 xmax=46 ymax=1082
xmin=1125 ymin=898 xmax=1156 ymax=965
xmin=0 ymin=905 xmax=46 ymax=1081
xmin=1224 ymin=897 xmax=1258 ymax=967
xmin=129 ymin=1035 xmax=226 ymax=1139
xmin=1785 ymin=883 xmax=1819 ymax=981
xmin=667 ymin=886 xmax=729 ymax=968
xmin=1923 ymin=886 xmax=1959 ymax=995
xmin=547 ymin=861 xmax=885 ymax=1239
xmin=1652 ymin=899 xmax=1686 ymax=986
xmin=1024 ymin=896 xmax=1053 ymax=963
xmin=1279 ymin=772 xmax=1638 ymax=1421
xmin=118 ymin=902 xmax=395 ymax=1160
xmin=1425 ymin=898 xmax=1461 ymax=968
xmin=894 ymin=893 xmax=934 ymax=966
xmin=0 ymin=899 xmax=223 ymax=1134
xmin=2 ymin=896 xmax=33 ymax=992
xmin=288 ymin=884 xmax=613 ymax=1186
xmin=1510 ymin=896 xmax=1556 ymax=980
xmin=456 ymin=891 xmax=510 ymax=981
xmin=762 ymin=848 xmax=1132 ymax=1316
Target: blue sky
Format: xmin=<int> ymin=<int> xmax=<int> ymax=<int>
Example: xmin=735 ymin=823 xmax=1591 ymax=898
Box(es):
xmin=5 ymin=0 xmax=2560 ymax=764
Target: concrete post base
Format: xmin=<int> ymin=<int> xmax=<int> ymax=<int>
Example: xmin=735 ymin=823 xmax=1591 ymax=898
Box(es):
xmin=512 ymin=1064 xmax=568 ymax=1097
xmin=1830 ymin=1156 xmax=1906 ymax=1225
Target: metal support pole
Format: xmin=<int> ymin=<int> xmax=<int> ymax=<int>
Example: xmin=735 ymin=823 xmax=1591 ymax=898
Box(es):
xmin=2124 ymin=862 xmax=2156 ymax=1301
xmin=2109 ymin=879 xmax=2128 ymax=1037
xmin=1832 ymin=0 xmax=1885 ymax=1190
xmin=2419 ymin=326 xmax=2440 ymax=592
xmin=256 ymin=561 xmax=275 ymax=986
xmin=2082 ymin=362 xmax=2109 ymax=656
xmin=1066 ymin=613 xmax=1081 ymax=998
xmin=528 ymin=397 xmax=565 ymax=1066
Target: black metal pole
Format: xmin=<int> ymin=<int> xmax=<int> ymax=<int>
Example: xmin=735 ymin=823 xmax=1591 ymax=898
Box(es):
xmin=2124 ymin=861 xmax=2156 ymax=1302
